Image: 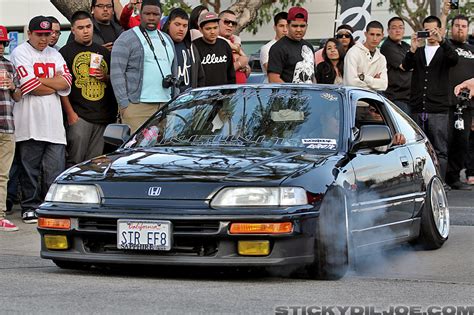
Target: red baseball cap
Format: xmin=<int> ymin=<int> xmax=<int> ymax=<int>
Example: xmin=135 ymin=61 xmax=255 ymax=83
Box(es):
xmin=0 ymin=25 xmax=10 ymax=41
xmin=287 ymin=7 xmax=308 ymax=23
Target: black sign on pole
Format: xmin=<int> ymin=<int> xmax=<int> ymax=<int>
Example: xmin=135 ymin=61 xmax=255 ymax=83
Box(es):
xmin=339 ymin=0 xmax=372 ymax=41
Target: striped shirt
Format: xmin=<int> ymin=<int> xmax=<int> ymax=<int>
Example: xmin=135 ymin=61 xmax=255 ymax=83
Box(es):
xmin=0 ymin=56 xmax=19 ymax=133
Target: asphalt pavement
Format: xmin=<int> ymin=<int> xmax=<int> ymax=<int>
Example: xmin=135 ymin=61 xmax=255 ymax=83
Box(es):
xmin=0 ymin=189 xmax=473 ymax=313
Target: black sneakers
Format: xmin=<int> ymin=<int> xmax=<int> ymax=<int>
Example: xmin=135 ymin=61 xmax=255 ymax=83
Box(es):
xmin=449 ymin=181 xmax=472 ymax=191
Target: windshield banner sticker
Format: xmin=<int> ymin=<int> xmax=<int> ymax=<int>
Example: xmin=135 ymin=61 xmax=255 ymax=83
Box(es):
xmin=320 ymin=93 xmax=338 ymax=102
xmin=302 ymin=138 xmax=337 ymax=150
xmin=271 ymin=110 xmax=305 ymax=122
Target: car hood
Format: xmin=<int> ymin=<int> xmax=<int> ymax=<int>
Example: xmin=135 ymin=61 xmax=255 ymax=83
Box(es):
xmin=57 ymin=147 xmax=332 ymax=200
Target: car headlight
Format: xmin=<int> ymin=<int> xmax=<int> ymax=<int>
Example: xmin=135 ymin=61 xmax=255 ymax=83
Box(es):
xmin=45 ymin=184 xmax=101 ymax=204
xmin=210 ymin=187 xmax=308 ymax=207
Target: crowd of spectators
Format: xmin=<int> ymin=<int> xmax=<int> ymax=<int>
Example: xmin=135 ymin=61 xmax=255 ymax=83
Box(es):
xmin=0 ymin=0 xmax=473 ymax=231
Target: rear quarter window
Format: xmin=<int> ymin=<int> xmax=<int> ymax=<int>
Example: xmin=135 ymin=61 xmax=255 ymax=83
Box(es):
xmin=384 ymin=100 xmax=424 ymax=144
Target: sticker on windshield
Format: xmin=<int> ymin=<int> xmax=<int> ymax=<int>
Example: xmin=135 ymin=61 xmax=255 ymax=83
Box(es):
xmin=320 ymin=93 xmax=338 ymax=102
xmin=302 ymin=138 xmax=337 ymax=150
xmin=271 ymin=109 xmax=304 ymax=122
xmin=175 ymin=94 xmax=194 ymax=104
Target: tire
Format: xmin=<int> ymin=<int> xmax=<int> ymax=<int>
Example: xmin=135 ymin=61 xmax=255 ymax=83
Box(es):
xmin=416 ymin=176 xmax=449 ymax=249
xmin=307 ymin=188 xmax=350 ymax=280
xmin=53 ymin=260 xmax=90 ymax=270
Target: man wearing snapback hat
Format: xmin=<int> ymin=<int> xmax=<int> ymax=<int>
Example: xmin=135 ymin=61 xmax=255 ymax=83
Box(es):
xmin=267 ymin=6 xmax=315 ymax=83
xmin=0 ymin=25 xmax=21 ymax=231
xmin=10 ymin=15 xmax=72 ymax=224
xmin=193 ymin=11 xmax=235 ymax=86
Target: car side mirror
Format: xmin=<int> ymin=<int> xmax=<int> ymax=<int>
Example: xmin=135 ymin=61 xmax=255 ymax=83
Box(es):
xmin=350 ymin=125 xmax=392 ymax=152
xmin=103 ymin=124 xmax=131 ymax=146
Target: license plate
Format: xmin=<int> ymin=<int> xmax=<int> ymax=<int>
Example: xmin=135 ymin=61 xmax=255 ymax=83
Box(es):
xmin=117 ymin=220 xmax=172 ymax=251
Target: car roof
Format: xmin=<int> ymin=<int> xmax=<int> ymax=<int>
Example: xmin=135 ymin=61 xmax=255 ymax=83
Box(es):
xmin=190 ymin=83 xmax=380 ymax=97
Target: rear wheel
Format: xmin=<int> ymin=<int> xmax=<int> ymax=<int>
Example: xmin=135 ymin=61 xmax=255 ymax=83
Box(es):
xmin=416 ymin=176 xmax=449 ymax=249
xmin=307 ymin=188 xmax=350 ymax=280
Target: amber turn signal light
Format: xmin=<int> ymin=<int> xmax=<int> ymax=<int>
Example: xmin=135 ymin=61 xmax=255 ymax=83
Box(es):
xmin=229 ymin=222 xmax=293 ymax=234
xmin=38 ymin=217 xmax=71 ymax=230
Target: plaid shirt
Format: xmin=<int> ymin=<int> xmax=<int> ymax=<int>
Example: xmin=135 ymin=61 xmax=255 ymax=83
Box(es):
xmin=0 ymin=56 xmax=20 ymax=133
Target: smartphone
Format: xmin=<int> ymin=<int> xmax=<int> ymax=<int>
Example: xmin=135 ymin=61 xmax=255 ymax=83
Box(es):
xmin=450 ymin=0 xmax=459 ymax=9
xmin=417 ymin=31 xmax=430 ymax=38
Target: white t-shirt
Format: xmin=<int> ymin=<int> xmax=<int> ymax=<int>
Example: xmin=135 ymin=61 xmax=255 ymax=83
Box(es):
xmin=259 ymin=39 xmax=277 ymax=75
xmin=424 ymin=45 xmax=440 ymax=66
xmin=10 ymin=42 xmax=71 ymax=144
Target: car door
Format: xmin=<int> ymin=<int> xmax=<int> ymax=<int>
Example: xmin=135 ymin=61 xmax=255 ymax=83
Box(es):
xmin=383 ymin=99 xmax=431 ymax=218
xmin=349 ymin=91 xmax=416 ymax=247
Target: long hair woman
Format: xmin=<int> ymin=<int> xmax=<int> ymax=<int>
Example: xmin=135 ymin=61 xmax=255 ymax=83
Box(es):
xmin=316 ymin=38 xmax=345 ymax=84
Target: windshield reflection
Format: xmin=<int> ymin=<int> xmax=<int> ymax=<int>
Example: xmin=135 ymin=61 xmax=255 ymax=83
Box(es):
xmin=125 ymin=88 xmax=342 ymax=150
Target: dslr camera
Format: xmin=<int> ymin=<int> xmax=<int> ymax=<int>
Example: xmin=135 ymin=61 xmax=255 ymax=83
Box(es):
xmin=162 ymin=75 xmax=183 ymax=89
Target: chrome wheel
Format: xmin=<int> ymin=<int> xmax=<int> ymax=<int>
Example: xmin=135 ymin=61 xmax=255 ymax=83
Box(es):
xmin=430 ymin=178 xmax=449 ymax=238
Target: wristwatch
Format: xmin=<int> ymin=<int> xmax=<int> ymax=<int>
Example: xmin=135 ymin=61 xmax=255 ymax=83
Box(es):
xmin=358 ymin=73 xmax=365 ymax=81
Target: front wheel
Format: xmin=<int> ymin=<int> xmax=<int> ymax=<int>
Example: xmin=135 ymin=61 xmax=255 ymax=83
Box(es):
xmin=307 ymin=188 xmax=350 ymax=280
xmin=416 ymin=176 xmax=449 ymax=249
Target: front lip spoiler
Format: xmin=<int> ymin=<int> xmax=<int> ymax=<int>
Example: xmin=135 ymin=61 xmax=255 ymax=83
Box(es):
xmin=41 ymin=252 xmax=315 ymax=267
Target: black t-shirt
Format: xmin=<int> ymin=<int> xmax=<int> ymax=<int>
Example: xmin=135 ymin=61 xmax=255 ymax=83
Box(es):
xmin=267 ymin=36 xmax=315 ymax=83
xmin=193 ymin=37 xmax=235 ymax=86
xmin=175 ymin=41 xmax=192 ymax=93
xmin=448 ymin=39 xmax=474 ymax=107
xmin=59 ymin=41 xmax=117 ymax=124
xmin=97 ymin=23 xmax=117 ymax=43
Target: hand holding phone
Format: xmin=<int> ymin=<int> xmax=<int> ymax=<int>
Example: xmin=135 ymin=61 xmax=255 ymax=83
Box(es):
xmin=417 ymin=31 xmax=430 ymax=38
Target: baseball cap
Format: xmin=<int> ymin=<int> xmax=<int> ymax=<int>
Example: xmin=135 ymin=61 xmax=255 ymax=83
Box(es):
xmin=28 ymin=16 xmax=53 ymax=33
xmin=198 ymin=11 xmax=220 ymax=27
xmin=0 ymin=25 xmax=10 ymax=41
xmin=287 ymin=7 xmax=308 ymax=23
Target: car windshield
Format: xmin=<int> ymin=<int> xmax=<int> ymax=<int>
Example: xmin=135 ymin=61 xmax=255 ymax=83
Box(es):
xmin=125 ymin=87 xmax=343 ymax=151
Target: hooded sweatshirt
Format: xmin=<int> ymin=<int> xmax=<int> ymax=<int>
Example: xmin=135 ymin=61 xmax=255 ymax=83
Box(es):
xmin=343 ymin=42 xmax=388 ymax=91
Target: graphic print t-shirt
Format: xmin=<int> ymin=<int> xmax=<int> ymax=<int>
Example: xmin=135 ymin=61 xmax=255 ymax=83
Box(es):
xmin=10 ymin=42 xmax=72 ymax=144
xmin=175 ymin=41 xmax=192 ymax=93
xmin=193 ymin=37 xmax=235 ymax=86
xmin=60 ymin=41 xmax=117 ymax=124
xmin=267 ymin=36 xmax=315 ymax=83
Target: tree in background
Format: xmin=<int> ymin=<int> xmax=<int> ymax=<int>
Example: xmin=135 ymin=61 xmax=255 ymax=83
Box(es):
xmin=50 ymin=0 xmax=306 ymax=35
xmin=376 ymin=0 xmax=472 ymax=31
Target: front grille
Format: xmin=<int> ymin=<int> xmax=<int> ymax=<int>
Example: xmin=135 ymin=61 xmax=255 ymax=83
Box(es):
xmin=83 ymin=235 xmax=218 ymax=257
xmin=78 ymin=218 xmax=220 ymax=234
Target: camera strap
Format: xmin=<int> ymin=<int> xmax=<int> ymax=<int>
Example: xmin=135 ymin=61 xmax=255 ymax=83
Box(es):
xmin=139 ymin=25 xmax=171 ymax=83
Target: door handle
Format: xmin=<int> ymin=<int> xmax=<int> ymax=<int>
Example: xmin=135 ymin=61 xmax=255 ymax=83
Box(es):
xmin=400 ymin=156 xmax=409 ymax=167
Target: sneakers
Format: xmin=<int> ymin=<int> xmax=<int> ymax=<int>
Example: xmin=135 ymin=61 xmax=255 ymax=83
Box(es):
xmin=467 ymin=176 xmax=474 ymax=185
xmin=449 ymin=181 xmax=472 ymax=191
xmin=22 ymin=209 xmax=38 ymax=224
xmin=0 ymin=218 xmax=19 ymax=232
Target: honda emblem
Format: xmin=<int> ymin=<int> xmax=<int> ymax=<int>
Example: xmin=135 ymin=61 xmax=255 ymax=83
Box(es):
xmin=147 ymin=187 xmax=162 ymax=196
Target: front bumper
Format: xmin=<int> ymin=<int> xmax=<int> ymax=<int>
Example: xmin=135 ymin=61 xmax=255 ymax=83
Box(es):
xmin=37 ymin=209 xmax=318 ymax=267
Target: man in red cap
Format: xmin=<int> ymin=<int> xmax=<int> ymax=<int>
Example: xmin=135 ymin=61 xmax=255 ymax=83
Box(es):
xmin=267 ymin=6 xmax=315 ymax=83
xmin=0 ymin=25 xmax=21 ymax=231
xmin=9 ymin=16 xmax=72 ymax=224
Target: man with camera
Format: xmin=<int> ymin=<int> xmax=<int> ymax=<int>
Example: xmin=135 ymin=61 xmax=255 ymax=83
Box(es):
xmin=402 ymin=15 xmax=458 ymax=181
xmin=111 ymin=0 xmax=178 ymax=133
xmin=444 ymin=14 xmax=474 ymax=189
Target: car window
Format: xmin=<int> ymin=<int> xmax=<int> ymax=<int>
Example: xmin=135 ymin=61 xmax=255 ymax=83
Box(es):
xmin=384 ymin=99 xmax=424 ymax=143
xmin=124 ymin=88 xmax=344 ymax=151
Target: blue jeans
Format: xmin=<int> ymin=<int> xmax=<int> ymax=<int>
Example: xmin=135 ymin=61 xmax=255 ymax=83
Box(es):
xmin=413 ymin=112 xmax=449 ymax=180
xmin=17 ymin=140 xmax=65 ymax=211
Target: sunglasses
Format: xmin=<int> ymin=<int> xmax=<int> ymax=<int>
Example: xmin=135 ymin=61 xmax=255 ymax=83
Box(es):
xmin=223 ymin=19 xmax=237 ymax=27
xmin=0 ymin=41 xmax=9 ymax=47
xmin=336 ymin=34 xmax=351 ymax=39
